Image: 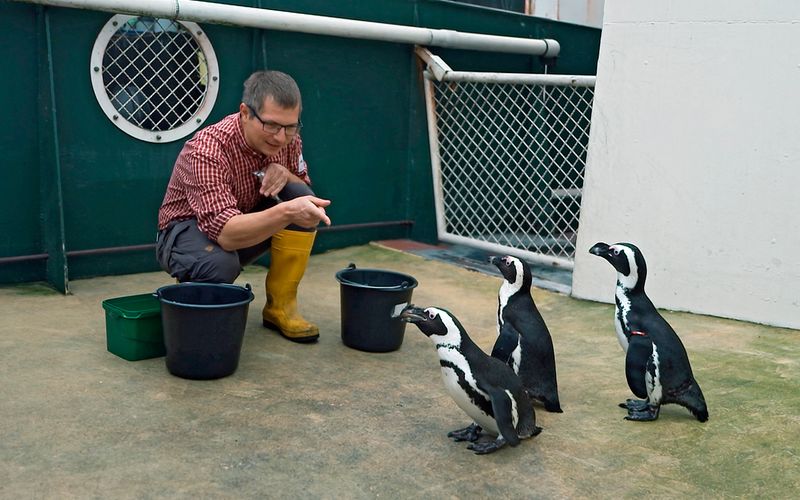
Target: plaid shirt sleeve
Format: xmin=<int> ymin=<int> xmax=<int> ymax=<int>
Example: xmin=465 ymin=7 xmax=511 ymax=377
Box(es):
xmin=181 ymin=138 xmax=242 ymax=241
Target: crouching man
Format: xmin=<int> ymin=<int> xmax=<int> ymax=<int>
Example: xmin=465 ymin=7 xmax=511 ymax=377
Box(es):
xmin=157 ymin=70 xmax=330 ymax=343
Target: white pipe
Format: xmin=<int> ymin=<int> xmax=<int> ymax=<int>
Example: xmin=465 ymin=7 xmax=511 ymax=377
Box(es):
xmin=16 ymin=0 xmax=561 ymax=57
xmin=415 ymin=46 xmax=453 ymax=82
xmin=438 ymin=233 xmax=576 ymax=271
xmin=422 ymin=70 xmax=448 ymax=241
xmin=426 ymin=70 xmax=596 ymax=87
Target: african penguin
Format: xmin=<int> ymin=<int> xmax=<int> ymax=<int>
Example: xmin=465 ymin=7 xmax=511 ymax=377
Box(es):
xmin=589 ymin=242 xmax=709 ymax=422
xmin=400 ymin=305 xmax=542 ymax=454
xmin=489 ymin=255 xmax=562 ymax=413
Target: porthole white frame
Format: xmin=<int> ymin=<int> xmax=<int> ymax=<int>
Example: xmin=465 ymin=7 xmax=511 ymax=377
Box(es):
xmin=89 ymin=14 xmax=220 ymax=144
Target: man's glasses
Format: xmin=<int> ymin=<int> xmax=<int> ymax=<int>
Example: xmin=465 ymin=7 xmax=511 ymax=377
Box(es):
xmin=246 ymin=104 xmax=302 ymax=137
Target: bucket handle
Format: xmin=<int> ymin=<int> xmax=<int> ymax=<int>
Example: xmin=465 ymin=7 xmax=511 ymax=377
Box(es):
xmin=153 ymin=282 xmax=252 ymax=299
xmin=335 ymin=263 xmax=358 ymax=286
xmin=337 ymin=263 xmax=411 ymax=289
xmin=338 ymin=278 xmax=410 ymax=289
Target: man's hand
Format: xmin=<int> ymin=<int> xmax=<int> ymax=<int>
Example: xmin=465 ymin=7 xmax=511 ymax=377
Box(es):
xmin=259 ymin=162 xmax=293 ymax=198
xmin=216 ymin=195 xmax=331 ymax=251
xmin=284 ymin=196 xmax=332 ymax=228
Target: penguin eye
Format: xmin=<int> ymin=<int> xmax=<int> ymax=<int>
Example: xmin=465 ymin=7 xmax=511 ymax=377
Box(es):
xmin=425 ymin=309 xmax=437 ymax=320
xmin=503 ymin=256 xmax=513 ymax=265
xmin=613 ymin=248 xmax=621 ymax=256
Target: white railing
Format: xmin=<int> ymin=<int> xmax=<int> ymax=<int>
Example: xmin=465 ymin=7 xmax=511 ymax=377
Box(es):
xmin=419 ymin=48 xmax=595 ymax=269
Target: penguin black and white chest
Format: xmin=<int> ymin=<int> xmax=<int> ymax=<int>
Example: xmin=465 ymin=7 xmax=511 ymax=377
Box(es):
xmin=400 ymin=305 xmax=541 ymax=454
xmin=489 ymin=255 xmax=562 ymax=413
xmin=589 ymin=242 xmax=709 ymax=422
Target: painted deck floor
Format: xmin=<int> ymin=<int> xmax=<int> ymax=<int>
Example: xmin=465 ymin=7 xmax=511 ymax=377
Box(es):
xmin=1 ymin=242 xmax=798 ymax=499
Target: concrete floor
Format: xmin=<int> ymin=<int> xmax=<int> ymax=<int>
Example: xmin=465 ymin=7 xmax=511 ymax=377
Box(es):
xmin=1 ymin=243 xmax=799 ymax=499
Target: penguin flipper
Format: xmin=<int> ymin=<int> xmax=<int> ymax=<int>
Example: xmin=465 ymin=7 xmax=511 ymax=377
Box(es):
xmin=624 ymin=333 xmax=662 ymax=421
xmin=486 ymin=388 xmax=521 ymax=447
xmin=539 ymin=393 xmax=563 ymax=413
xmin=490 ymin=323 xmax=519 ymax=365
xmin=676 ymin=381 xmax=709 ymax=422
xmin=447 ymin=423 xmax=481 ymax=442
xmin=625 ymin=333 xmax=654 ymax=400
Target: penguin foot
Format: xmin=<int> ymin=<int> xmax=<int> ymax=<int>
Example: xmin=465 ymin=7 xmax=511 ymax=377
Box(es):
xmin=447 ymin=423 xmax=481 ymax=442
xmin=619 ymin=399 xmax=649 ymax=411
xmin=467 ymin=437 xmax=507 ymax=455
xmin=624 ymin=404 xmax=660 ymax=421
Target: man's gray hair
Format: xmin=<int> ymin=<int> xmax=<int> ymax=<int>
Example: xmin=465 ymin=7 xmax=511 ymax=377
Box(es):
xmin=242 ymin=70 xmax=302 ymax=113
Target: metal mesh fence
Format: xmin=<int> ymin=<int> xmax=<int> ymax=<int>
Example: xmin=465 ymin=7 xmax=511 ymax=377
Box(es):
xmin=427 ymin=76 xmax=594 ymax=265
xmin=101 ymin=17 xmax=208 ymax=132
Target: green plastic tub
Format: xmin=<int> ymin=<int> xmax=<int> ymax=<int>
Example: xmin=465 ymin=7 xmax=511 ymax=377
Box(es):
xmin=102 ymin=293 xmax=165 ymax=361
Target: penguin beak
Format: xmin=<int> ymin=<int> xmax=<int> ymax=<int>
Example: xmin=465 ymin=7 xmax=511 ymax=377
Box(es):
xmin=488 ymin=255 xmax=507 ymax=273
xmin=589 ymin=242 xmax=631 ymax=275
xmin=589 ymin=242 xmax=611 ymax=257
xmin=399 ymin=305 xmax=427 ymax=323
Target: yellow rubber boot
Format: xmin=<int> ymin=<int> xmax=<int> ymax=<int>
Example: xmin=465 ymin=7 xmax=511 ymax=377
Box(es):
xmin=262 ymin=229 xmax=319 ymax=343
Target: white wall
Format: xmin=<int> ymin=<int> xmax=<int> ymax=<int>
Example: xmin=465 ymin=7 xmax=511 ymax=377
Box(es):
xmin=571 ymin=0 xmax=800 ymax=329
xmin=530 ymin=0 xmax=605 ymax=28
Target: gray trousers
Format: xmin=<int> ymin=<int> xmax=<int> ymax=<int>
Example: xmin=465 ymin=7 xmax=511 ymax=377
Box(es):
xmin=156 ymin=182 xmax=314 ymax=283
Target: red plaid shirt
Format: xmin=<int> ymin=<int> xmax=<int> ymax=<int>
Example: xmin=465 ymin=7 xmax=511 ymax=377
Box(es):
xmin=158 ymin=113 xmax=310 ymax=241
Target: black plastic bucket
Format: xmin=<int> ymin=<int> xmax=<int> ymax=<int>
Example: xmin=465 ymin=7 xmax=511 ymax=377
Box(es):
xmin=154 ymin=283 xmax=254 ymax=380
xmin=335 ymin=263 xmax=418 ymax=352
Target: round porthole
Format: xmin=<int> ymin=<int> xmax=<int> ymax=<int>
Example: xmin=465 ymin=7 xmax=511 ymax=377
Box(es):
xmin=90 ymin=15 xmax=220 ymax=143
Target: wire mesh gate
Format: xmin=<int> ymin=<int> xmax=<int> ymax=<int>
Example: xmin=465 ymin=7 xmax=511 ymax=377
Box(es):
xmin=419 ymin=50 xmax=595 ymax=269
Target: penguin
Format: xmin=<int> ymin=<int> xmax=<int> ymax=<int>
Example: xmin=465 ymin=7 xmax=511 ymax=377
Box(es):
xmin=400 ymin=305 xmax=542 ymax=454
xmin=489 ymin=255 xmax=562 ymax=413
xmin=589 ymin=242 xmax=709 ymax=422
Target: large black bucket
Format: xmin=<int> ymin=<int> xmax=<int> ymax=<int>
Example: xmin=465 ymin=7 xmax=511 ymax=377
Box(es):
xmin=154 ymin=283 xmax=254 ymax=380
xmin=335 ymin=263 xmax=418 ymax=352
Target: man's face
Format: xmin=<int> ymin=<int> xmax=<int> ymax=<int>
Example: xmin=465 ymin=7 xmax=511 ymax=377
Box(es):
xmin=240 ymin=97 xmax=301 ymax=157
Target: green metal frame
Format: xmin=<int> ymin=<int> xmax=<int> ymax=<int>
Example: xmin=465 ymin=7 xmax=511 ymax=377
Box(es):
xmin=38 ymin=6 xmax=69 ymax=293
xmin=0 ymin=0 xmax=600 ymax=291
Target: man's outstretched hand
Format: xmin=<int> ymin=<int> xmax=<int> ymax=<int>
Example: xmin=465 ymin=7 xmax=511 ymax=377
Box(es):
xmin=286 ymin=195 xmax=331 ymax=228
